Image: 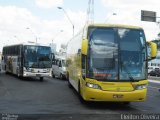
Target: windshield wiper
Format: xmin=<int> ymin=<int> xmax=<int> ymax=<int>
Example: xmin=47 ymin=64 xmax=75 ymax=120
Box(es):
xmin=121 ymin=62 xmax=135 ymax=82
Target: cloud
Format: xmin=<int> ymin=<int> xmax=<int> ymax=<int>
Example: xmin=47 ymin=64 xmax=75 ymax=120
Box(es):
xmin=0 ymin=6 xmax=41 ymax=50
xmin=50 ymin=10 xmax=87 ymax=50
xmin=0 ymin=6 xmax=86 ymax=52
xmin=101 ymin=0 xmax=160 ymax=40
xmin=35 ymin=0 xmax=63 ymax=9
xmin=102 ymin=0 xmax=160 ymax=11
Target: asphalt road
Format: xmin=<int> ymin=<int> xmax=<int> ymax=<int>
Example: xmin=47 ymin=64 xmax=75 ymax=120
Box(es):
xmin=0 ymin=73 xmax=160 ymax=120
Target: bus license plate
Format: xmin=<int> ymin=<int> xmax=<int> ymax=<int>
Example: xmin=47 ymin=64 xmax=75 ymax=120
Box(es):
xmin=36 ymin=74 xmax=41 ymax=77
xmin=113 ymin=94 xmax=124 ymax=98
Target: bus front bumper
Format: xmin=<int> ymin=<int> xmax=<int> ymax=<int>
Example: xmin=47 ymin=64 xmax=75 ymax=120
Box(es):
xmin=23 ymin=72 xmax=52 ymax=77
xmin=83 ymin=87 xmax=147 ymax=102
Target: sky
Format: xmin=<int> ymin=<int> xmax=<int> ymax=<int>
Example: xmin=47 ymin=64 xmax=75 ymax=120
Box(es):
xmin=0 ymin=0 xmax=160 ymax=52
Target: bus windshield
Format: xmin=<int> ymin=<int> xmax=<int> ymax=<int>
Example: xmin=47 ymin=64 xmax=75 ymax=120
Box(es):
xmin=24 ymin=45 xmax=52 ymax=68
xmin=87 ymin=27 xmax=147 ymax=81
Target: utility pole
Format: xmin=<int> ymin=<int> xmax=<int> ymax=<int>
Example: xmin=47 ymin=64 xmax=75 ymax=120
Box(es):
xmin=58 ymin=7 xmax=74 ymax=37
xmin=86 ymin=0 xmax=94 ymax=25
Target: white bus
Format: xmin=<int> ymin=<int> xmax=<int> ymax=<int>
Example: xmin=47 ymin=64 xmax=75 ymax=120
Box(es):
xmin=2 ymin=43 xmax=52 ymax=81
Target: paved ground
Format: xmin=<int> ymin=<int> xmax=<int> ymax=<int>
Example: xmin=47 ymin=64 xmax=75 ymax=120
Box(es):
xmin=0 ymin=73 xmax=160 ymax=120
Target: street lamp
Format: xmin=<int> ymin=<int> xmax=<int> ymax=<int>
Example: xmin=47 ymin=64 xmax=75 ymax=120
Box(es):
xmin=26 ymin=27 xmax=38 ymax=43
xmin=105 ymin=13 xmax=117 ymax=23
xmin=57 ymin=7 xmax=74 ymax=37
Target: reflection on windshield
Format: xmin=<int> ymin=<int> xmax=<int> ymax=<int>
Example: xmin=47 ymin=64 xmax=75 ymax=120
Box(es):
xmin=119 ymin=29 xmax=146 ymax=80
xmin=87 ymin=27 xmax=147 ymax=81
xmin=87 ymin=28 xmax=118 ymax=80
xmin=24 ymin=45 xmax=52 ymax=68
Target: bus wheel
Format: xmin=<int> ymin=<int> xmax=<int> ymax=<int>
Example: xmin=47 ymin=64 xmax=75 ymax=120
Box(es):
xmin=52 ymin=71 xmax=55 ymax=78
xmin=123 ymin=102 xmax=130 ymax=105
xmin=60 ymin=74 xmax=63 ymax=80
xmin=17 ymin=74 xmax=21 ymax=79
xmin=16 ymin=69 xmax=20 ymax=77
xmin=40 ymin=77 xmax=43 ymax=82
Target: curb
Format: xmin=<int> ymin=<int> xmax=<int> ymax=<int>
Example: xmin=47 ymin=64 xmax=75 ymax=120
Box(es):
xmin=148 ymin=76 xmax=160 ymax=81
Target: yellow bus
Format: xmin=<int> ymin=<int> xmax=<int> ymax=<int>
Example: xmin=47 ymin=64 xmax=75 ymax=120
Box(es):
xmin=66 ymin=24 xmax=157 ymax=103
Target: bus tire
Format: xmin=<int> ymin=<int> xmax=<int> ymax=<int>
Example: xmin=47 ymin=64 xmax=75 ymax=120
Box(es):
xmin=52 ymin=71 xmax=55 ymax=78
xmin=59 ymin=73 xmax=64 ymax=80
xmin=40 ymin=77 xmax=43 ymax=82
xmin=16 ymin=68 xmax=20 ymax=77
xmin=123 ymin=102 xmax=130 ymax=105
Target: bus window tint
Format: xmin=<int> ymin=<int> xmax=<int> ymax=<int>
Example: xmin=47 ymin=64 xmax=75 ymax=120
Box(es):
xmin=87 ymin=28 xmax=118 ymax=80
xmin=87 ymin=27 xmax=147 ymax=81
xmin=119 ymin=29 xmax=147 ymax=80
xmin=24 ymin=45 xmax=51 ymax=68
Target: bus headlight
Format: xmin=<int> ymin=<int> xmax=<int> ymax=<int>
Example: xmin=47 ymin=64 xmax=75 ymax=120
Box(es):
xmin=135 ymin=84 xmax=147 ymax=90
xmin=86 ymin=82 xmax=101 ymax=90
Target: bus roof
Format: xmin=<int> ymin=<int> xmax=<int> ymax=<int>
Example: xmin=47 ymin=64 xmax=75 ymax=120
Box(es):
xmin=3 ymin=42 xmax=50 ymax=48
xmin=87 ymin=24 xmax=143 ymax=29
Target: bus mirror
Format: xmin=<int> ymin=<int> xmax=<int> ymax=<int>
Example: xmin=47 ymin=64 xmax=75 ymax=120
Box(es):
xmin=81 ymin=39 xmax=88 ymax=55
xmin=147 ymin=41 xmax=157 ymax=60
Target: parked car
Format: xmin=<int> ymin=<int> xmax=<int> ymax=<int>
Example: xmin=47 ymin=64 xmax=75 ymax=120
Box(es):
xmin=52 ymin=56 xmax=67 ymax=79
xmin=148 ymin=68 xmax=160 ymax=77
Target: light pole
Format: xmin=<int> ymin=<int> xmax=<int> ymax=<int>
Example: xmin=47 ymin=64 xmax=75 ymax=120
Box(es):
xmin=26 ymin=27 xmax=38 ymax=43
xmin=105 ymin=13 xmax=117 ymax=23
xmin=57 ymin=7 xmax=74 ymax=37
